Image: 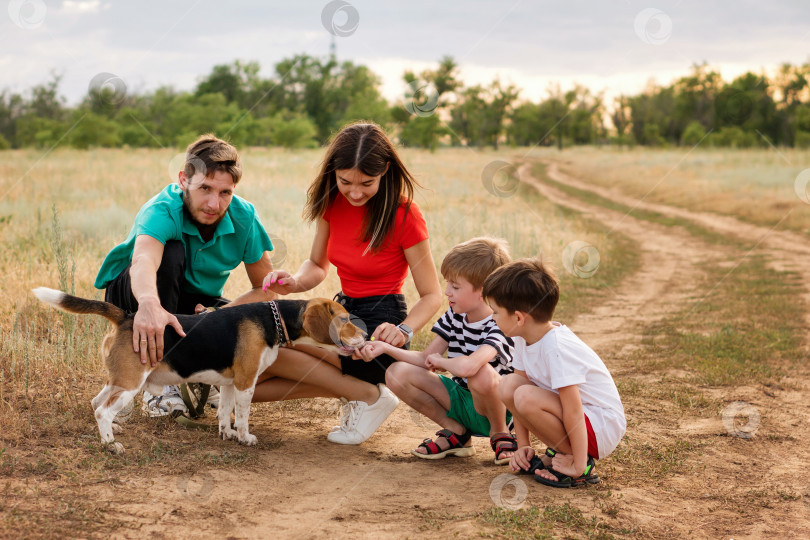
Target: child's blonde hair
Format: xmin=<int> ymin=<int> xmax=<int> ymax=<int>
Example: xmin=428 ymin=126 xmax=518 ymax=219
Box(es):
xmin=440 ymin=237 xmax=511 ymax=289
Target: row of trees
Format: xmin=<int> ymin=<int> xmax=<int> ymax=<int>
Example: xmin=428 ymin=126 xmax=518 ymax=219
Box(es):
xmin=2 ymin=56 xmax=809 ymax=150
xmin=613 ymin=63 xmax=810 ymax=148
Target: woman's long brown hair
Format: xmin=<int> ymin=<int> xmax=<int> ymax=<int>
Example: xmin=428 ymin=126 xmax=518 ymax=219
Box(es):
xmin=304 ymin=122 xmax=422 ymax=253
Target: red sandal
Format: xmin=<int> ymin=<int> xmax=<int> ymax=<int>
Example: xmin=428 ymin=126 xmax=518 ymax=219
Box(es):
xmin=490 ymin=432 xmax=518 ymax=465
xmin=411 ymin=428 xmax=475 ymax=460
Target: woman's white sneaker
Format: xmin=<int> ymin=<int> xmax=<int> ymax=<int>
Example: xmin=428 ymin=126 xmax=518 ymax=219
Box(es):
xmin=330 ymin=397 xmax=350 ymax=433
xmin=327 ymin=384 xmax=399 ymax=445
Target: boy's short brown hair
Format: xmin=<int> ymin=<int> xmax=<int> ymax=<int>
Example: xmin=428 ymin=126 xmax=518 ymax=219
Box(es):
xmin=184 ymin=133 xmax=242 ymax=184
xmin=482 ymin=258 xmax=559 ymax=322
xmin=440 ymin=237 xmax=511 ymax=289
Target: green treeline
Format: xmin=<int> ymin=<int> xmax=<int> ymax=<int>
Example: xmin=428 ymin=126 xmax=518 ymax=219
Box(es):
xmin=2 ymin=55 xmax=809 ymax=151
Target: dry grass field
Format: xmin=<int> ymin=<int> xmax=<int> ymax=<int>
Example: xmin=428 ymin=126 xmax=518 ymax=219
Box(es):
xmin=1 ymin=145 xmax=808 ymax=538
xmin=540 ymin=146 xmax=810 ymax=234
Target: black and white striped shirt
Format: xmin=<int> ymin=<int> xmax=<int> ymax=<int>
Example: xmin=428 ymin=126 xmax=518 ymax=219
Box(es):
xmin=431 ymin=308 xmax=515 ymax=389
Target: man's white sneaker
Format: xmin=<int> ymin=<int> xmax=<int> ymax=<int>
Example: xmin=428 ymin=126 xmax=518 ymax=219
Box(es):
xmin=141 ymin=385 xmax=188 ymax=417
xmin=114 ymin=398 xmax=135 ymax=423
xmin=327 ymin=384 xmax=399 ymax=445
xmin=206 ymin=386 xmax=220 ymax=409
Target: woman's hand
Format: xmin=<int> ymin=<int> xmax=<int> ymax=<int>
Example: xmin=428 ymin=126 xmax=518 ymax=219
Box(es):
xmin=509 ymin=446 xmax=535 ymax=473
xmin=371 ymin=322 xmax=407 ymax=348
xmin=262 ymin=270 xmax=296 ymax=295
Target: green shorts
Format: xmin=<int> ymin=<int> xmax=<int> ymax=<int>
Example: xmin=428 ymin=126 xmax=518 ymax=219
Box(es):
xmin=439 ymin=375 xmax=512 ymax=437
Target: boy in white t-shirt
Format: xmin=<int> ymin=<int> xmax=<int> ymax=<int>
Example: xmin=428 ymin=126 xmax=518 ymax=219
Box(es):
xmin=483 ymin=258 xmax=626 ymax=487
xmin=357 ymin=237 xmax=517 ymax=464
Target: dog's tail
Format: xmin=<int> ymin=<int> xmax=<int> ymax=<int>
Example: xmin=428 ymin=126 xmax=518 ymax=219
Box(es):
xmin=32 ymin=287 xmax=126 ymax=326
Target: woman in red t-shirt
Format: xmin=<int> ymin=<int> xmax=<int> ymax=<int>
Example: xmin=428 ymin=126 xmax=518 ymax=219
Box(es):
xmin=255 ymin=122 xmax=442 ymax=445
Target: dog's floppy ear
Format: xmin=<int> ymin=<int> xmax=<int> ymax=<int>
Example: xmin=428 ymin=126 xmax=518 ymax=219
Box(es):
xmin=299 ymin=298 xmax=364 ymax=351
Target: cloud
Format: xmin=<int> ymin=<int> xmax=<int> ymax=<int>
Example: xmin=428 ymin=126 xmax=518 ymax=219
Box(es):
xmin=61 ymin=0 xmax=105 ymax=14
xmin=2 ymin=0 xmax=808 ymax=106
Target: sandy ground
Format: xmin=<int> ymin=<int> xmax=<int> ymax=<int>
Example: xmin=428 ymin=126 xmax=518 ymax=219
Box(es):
xmin=8 ymin=159 xmax=810 ymax=538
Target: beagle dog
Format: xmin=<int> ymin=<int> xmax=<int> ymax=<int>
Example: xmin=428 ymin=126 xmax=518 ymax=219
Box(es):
xmin=32 ymin=287 xmax=365 ymax=454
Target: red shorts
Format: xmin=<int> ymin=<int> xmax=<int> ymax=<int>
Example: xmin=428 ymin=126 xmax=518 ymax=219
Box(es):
xmin=584 ymin=414 xmax=599 ymax=459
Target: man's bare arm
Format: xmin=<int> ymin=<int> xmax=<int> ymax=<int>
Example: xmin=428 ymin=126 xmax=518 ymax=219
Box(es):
xmin=129 ymin=235 xmax=185 ymax=365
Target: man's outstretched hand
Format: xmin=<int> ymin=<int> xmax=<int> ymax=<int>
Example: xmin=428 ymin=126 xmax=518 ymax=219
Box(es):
xmin=132 ymin=296 xmax=186 ymax=366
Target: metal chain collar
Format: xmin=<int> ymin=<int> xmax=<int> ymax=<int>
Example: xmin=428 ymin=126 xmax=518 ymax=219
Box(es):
xmin=268 ymin=301 xmax=291 ymax=347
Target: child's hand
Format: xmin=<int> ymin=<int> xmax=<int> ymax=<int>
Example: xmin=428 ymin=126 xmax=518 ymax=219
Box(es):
xmin=510 ymin=446 xmax=535 ymax=473
xmin=262 ymin=270 xmax=296 ymax=295
xmin=425 ymin=353 xmax=444 ymax=372
xmin=353 ymin=341 xmax=388 ymax=362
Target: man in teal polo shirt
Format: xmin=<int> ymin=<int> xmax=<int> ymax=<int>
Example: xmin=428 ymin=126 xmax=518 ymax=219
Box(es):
xmin=95 ymin=134 xmax=276 ymax=379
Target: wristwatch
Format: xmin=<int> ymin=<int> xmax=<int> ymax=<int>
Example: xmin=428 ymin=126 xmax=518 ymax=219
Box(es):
xmin=396 ymin=323 xmax=414 ymax=344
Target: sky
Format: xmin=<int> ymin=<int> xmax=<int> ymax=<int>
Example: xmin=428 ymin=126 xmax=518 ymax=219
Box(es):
xmin=3 ymin=0 xmax=809 ymax=109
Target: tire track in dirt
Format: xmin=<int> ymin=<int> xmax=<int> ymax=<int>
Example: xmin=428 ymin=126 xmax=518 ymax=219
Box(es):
xmin=522 ymin=159 xmax=810 ymax=539
xmin=546 ymin=159 xmax=810 ymax=332
xmin=519 ymin=162 xmax=725 ymax=354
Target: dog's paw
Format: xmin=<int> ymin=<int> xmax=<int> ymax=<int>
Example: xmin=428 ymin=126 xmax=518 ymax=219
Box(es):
xmin=219 ymin=427 xmax=237 ymax=440
xmin=238 ymin=433 xmax=257 ymax=446
xmin=111 ymin=423 xmax=123 ymax=434
xmin=106 ymin=442 xmax=125 ymax=455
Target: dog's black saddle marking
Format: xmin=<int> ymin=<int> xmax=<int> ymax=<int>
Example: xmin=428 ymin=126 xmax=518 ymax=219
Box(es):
xmin=161 ymin=300 xmax=308 ymax=378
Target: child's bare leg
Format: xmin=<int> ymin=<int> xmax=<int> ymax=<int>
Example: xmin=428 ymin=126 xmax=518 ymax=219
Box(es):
xmin=501 ymin=376 xmax=595 ymax=481
xmin=467 ymin=366 xmax=513 ymax=459
xmin=385 ymin=362 xmax=469 ymax=453
xmin=467 ymin=366 xmax=510 ymax=433
xmin=509 ymin=386 xmax=593 ymax=484
xmin=500 ymin=374 xmax=570 ymax=470
xmin=510 ymin=384 xmax=573 ymax=453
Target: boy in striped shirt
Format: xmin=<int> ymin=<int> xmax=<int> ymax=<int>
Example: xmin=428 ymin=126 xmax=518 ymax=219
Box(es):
xmin=356 ymin=237 xmax=516 ymax=464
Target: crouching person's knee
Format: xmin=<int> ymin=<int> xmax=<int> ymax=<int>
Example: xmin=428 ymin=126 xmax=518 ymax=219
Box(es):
xmin=466 ymin=365 xmax=499 ymax=396
xmin=511 ymin=384 xmax=539 ymax=415
xmin=385 ymin=362 xmax=407 ymax=393
xmin=498 ymin=374 xmax=522 ymax=408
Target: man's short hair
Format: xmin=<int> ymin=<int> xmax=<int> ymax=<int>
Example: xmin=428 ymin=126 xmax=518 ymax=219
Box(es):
xmin=440 ymin=237 xmax=511 ymax=290
xmin=483 ymin=258 xmax=559 ymax=322
xmin=184 ymin=134 xmax=242 ymax=184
